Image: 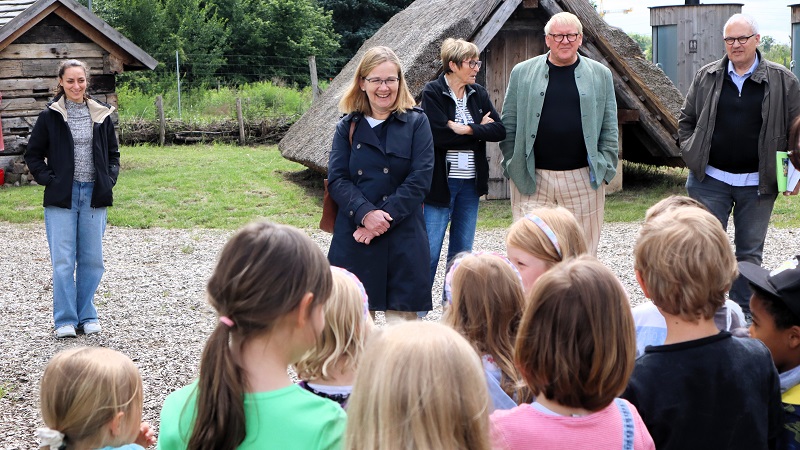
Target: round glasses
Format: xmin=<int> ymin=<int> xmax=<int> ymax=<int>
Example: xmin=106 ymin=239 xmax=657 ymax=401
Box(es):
xmin=548 ymin=33 xmax=580 ymax=43
xmin=463 ymin=60 xmax=482 ymax=69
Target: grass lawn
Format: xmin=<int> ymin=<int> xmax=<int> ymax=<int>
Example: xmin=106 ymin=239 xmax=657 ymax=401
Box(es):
xmin=2 ymin=145 xmax=798 ymax=229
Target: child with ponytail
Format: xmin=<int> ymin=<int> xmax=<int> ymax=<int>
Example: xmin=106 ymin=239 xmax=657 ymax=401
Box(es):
xmin=157 ymin=221 xmax=346 ymax=450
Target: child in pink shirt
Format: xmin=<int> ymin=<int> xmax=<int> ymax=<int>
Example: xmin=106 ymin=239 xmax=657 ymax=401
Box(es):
xmin=490 ymin=256 xmax=655 ymax=450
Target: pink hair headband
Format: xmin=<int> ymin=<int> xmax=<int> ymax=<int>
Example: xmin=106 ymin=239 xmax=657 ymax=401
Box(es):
xmin=525 ymin=214 xmax=562 ymax=258
xmin=331 ymin=266 xmax=370 ymax=319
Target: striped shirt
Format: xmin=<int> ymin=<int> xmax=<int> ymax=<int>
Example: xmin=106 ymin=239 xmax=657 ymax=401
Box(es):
xmin=445 ymin=78 xmax=476 ymax=179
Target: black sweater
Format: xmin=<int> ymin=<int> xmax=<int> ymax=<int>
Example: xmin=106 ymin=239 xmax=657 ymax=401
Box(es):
xmin=420 ymin=74 xmax=505 ymax=206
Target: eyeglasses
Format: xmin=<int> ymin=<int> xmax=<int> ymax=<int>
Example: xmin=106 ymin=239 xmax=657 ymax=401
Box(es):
xmin=724 ymin=34 xmax=756 ymax=45
xmin=548 ymin=33 xmax=580 ymax=43
xmin=362 ymin=77 xmax=399 ymax=86
xmin=463 ymin=60 xmax=482 ymax=69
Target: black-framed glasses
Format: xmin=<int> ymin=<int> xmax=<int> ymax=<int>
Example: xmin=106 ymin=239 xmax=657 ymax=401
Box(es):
xmin=463 ymin=60 xmax=482 ymax=69
xmin=362 ymin=77 xmax=399 ymax=86
xmin=548 ymin=33 xmax=579 ymax=43
xmin=724 ymin=34 xmax=756 ymax=45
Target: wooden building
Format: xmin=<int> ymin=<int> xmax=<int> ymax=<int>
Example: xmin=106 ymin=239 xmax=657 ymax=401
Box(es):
xmin=791 ymin=4 xmax=800 ymax=80
xmin=0 ymin=0 xmax=157 ymax=184
xmin=280 ymin=0 xmax=684 ymax=199
xmin=650 ymin=3 xmax=742 ymax=95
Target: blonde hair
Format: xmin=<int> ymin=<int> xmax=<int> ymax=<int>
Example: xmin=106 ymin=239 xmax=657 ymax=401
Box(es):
xmin=544 ymin=12 xmax=583 ymax=35
xmin=644 ymin=195 xmax=706 ymax=222
xmin=338 ymin=46 xmax=416 ymax=115
xmin=516 ymin=256 xmax=635 ymax=411
xmin=443 ymin=253 xmax=530 ymax=402
xmin=39 ymin=347 xmax=143 ymax=450
xmin=506 ymin=206 xmax=588 ymax=267
xmin=634 ymin=207 xmax=737 ymax=322
xmin=344 ymin=322 xmax=491 ymax=450
xmin=294 ymin=268 xmax=373 ymax=381
xmin=440 ymin=38 xmax=479 ymax=73
xmin=55 ymin=59 xmax=90 ymax=100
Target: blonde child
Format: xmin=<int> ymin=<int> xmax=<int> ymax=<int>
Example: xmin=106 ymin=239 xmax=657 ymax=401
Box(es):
xmin=443 ymin=252 xmax=530 ymax=410
xmin=506 ymin=206 xmax=587 ymax=292
xmin=632 ymin=196 xmax=747 ymax=356
xmin=157 ymin=221 xmax=346 ymax=450
xmin=491 ymin=256 xmax=655 ymax=450
xmin=294 ymin=266 xmax=373 ymax=407
xmin=345 ymin=321 xmax=491 ymax=450
xmin=36 ymin=347 xmax=156 ymax=450
xmin=623 ymin=207 xmax=781 ymax=450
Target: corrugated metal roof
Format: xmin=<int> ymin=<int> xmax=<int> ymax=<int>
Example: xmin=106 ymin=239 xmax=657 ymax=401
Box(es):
xmin=0 ymin=0 xmax=36 ymax=28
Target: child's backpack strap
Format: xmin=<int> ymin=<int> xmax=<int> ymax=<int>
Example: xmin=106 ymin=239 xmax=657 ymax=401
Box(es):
xmin=614 ymin=398 xmax=635 ymax=450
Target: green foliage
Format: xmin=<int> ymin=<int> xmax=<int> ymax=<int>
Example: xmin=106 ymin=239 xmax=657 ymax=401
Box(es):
xmin=318 ymin=0 xmax=414 ymax=73
xmin=760 ymin=36 xmax=791 ymax=70
xmin=628 ymin=32 xmax=653 ymax=61
xmin=117 ymin=81 xmax=315 ymax=122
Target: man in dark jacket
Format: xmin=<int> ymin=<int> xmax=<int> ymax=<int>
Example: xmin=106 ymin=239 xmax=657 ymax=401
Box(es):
xmin=679 ymin=13 xmax=800 ymax=314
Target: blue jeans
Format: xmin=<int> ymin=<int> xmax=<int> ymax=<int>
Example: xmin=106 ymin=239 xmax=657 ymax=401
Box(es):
xmin=44 ymin=181 xmax=106 ymax=328
xmin=424 ymin=178 xmax=480 ymax=289
xmin=686 ymin=172 xmax=776 ymax=309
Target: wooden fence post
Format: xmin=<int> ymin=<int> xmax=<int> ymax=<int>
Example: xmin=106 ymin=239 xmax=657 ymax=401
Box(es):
xmin=155 ymin=95 xmax=165 ymax=147
xmin=236 ymin=98 xmax=245 ymax=145
xmin=308 ymin=55 xmax=320 ymax=102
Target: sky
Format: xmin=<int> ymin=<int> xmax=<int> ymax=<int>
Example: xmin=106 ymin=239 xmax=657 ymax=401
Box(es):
xmin=601 ymin=1 xmax=793 ymax=44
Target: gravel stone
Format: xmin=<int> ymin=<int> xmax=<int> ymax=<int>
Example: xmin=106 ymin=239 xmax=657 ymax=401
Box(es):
xmin=1 ymin=220 xmax=798 ymax=448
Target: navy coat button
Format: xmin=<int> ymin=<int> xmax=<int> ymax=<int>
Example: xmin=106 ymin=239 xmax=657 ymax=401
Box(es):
xmin=383 ymin=167 xmax=389 ymax=174
xmin=382 ymin=195 xmax=388 ymax=201
xmin=357 ymin=169 xmax=363 ymax=175
xmin=349 ymin=210 xmax=354 ymax=217
xmin=356 ymin=144 xmax=361 ymax=149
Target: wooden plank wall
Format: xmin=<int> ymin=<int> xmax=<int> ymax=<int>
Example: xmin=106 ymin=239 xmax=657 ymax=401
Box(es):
xmin=484 ymin=7 xmax=547 ymax=199
xmin=651 ymin=5 xmax=741 ymax=94
xmin=0 ymin=14 xmax=118 ymax=154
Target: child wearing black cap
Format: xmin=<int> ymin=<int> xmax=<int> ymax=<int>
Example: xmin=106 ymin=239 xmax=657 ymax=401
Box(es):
xmin=741 ymin=255 xmax=800 ymax=450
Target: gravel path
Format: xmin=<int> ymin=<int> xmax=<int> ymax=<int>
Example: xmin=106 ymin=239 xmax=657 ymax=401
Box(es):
xmin=1 ymin=220 xmax=799 ymax=448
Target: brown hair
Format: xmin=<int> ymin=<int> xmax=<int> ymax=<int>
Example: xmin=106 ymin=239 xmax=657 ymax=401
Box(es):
xmin=644 ymin=195 xmax=706 ymax=222
xmin=344 ymin=322 xmax=491 ymax=450
xmin=294 ymin=268 xmax=373 ymax=381
xmin=440 ymin=38 xmax=479 ymax=74
xmin=338 ymin=46 xmax=416 ymax=116
xmin=516 ymin=256 xmax=635 ymax=411
xmin=443 ymin=253 xmax=530 ymax=402
xmin=506 ymin=206 xmax=588 ymax=267
xmin=188 ymin=221 xmax=333 ymax=450
xmin=634 ymin=207 xmax=737 ymax=322
xmin=55 ymin=59 xmax=90 ymax=100
xmin=788 ymin=115 xmax=800 ymax=170
xmin=39 ymin=347 xmax=143 ymax=449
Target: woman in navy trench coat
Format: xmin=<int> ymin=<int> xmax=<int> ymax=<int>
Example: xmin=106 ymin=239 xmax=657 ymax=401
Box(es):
xmin=327 ymin=46 xmax=434 ymax=321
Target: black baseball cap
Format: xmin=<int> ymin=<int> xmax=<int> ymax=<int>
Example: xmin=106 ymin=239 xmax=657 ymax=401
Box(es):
xmin=739 ymin=255 xmax=800 ymax=317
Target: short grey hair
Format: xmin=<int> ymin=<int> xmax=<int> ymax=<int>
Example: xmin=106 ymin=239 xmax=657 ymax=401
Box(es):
xmin=723 ymin=13 xmax=759 ymax=36
xmin=544 ymin=12 xmax=583 ymax=36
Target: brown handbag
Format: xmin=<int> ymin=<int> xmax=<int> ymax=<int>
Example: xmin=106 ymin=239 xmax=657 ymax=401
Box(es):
xmin=320 ymin=120 xmax=356 ymax=233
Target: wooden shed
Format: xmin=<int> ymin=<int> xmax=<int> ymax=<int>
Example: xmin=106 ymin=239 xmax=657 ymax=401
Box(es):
xmin=0 ymin=0 xmax=157 ymax=184
xmin=280 ymin=0 xmax=684 ymax=199
xmin=650 ymin=3 xmax=742 ymax=95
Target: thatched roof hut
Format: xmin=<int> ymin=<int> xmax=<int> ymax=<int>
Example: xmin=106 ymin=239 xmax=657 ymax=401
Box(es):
xmin=280 ymin=0 xmax=684 ymax=198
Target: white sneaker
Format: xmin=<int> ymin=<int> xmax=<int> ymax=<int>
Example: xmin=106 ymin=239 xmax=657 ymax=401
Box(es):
xmin=55 ymin=325 xmax=76 ymax=338
xmin=82 ymin=322 xmax=102 ymax=335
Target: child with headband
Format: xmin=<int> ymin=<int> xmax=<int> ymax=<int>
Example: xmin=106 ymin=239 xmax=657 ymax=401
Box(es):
xmin=491 ymin=256 xmax=655 ymax=449
xmin=294 ymin=267 xmax=374 ymax=408
xmin=443 ymin=252 xmax=531 ymax=410
xmin=36 ymin=347 xmax=156 ymax=450
xmin=158 ymin=221 xmax=346 ymax=450
xmin=506 ymin=206 xmax=588 ymax=292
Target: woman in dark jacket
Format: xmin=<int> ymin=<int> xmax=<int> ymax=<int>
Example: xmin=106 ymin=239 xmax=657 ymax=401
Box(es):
xmin=327 ymin=46 xmax=434 ymax=322
xmin=420 ymin=38 xmax=505 ymax=301
xmin=25 ymin=59 xmax=120 ymax=338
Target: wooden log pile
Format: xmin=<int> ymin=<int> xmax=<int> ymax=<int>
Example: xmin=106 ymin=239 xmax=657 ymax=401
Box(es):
xmin=117 ymin=118 xmax=293 ymax=146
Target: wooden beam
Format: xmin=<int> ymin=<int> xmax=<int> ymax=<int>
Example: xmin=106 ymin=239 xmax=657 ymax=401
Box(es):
xmin=523 ymin=0 xmax=539 ymax=7
xmin=472 ymin=0 xmax=523 ymax=52
xmin=53 ymin=6 xmax=133 ymax=70
xmin=0 ymin=42 xmax=105 ymax=59
xmin=617 ymin=109 xmax=640 ymax=123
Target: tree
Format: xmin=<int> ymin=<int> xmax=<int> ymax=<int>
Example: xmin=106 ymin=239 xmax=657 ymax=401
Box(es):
xmin=760 ymin=36 xmax=791 ymax=70
xmin=318 ymin=0 xmax=414 ymax=73
xmin=628 ymin=32 xmax=652 ymax=61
